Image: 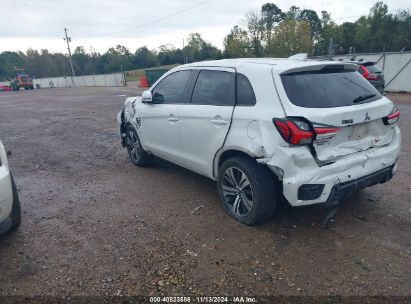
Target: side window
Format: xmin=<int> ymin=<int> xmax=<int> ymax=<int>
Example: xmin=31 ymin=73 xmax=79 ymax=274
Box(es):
xmin=152 ymin=70 xmax=191 ymax=104
xmin=190 ymin=70 xmax=234 ymax=106
xmin=236 ymin=74 xmax=256 ymax=106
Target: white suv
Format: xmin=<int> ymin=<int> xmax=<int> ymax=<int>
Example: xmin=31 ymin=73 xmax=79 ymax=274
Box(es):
xmin=117 ymin=58 xmax=401 ymax=225
xmin=0 ymin=140 xmax=21 ymax=234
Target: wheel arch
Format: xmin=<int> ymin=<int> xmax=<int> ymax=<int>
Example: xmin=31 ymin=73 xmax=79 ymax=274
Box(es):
xmin=214 ymin=148 xmax=282 ymax=187
xmin=214 ymin=148 xmax=256 ymax=180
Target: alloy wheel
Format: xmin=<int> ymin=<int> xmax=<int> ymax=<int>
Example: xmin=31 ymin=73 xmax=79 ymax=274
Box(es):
xmin=126 ymin=130 xmax=141 ymax=162
xmin=222 ymin=166 xmax=253 ymax=216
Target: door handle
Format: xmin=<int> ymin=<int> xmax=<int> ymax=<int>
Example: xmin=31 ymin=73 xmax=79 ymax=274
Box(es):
xmin=168 ymin=116 xmax=179 ymax=122
xmin=211 ymin=119 xmax=227 ymax=125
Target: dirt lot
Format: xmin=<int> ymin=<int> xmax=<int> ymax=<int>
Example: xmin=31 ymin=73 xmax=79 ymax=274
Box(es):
xmin=0 ymin=87 xmax=410 ymax=300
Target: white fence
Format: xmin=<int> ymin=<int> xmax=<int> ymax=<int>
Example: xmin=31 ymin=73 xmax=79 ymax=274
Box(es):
xmin=33 ymin=73 xmax=126 ymax=89
xmin=334 ymin=52 xmax=411 ymax=92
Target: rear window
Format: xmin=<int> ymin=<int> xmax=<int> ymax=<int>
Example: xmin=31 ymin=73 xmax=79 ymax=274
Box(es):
xmin=281 ymin=70 xmax=382 ymax=108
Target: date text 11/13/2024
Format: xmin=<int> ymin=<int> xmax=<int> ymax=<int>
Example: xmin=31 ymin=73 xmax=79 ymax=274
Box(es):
xmin=149 ymin=296 xmax=257 ymax=303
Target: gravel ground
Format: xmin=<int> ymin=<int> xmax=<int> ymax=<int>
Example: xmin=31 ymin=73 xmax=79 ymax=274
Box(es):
xmin=0 ymin=87 xmax=410 ymax=301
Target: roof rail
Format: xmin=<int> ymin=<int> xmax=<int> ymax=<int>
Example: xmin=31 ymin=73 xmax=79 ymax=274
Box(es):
xmin=288 ymin=53 xmax=308 ymax=60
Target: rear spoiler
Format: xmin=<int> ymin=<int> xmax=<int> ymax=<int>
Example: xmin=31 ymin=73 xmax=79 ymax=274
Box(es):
xmin=361 ymin=62 xmax=376 ymax=67
xmin=280 ymin=63 xmax=359 ymax=75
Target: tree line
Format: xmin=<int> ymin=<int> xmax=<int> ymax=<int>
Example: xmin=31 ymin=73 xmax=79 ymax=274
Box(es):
xmin=0 ymin=1 xmax=409 ymax=80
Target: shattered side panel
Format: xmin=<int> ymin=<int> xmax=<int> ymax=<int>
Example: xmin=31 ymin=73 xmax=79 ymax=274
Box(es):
xmin=214 ymin=106 xmax=287 ymax=179
xmin=118 ymin=96 xmax=142 ymax=147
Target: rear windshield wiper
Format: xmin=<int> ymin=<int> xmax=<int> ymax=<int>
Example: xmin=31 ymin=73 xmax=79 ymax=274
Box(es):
xmin=353 ymin=93 xmax=377 ymax=104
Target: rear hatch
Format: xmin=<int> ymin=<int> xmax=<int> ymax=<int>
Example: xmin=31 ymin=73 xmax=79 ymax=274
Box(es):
xmin=275 ymin=63 xmax=397 ymax=163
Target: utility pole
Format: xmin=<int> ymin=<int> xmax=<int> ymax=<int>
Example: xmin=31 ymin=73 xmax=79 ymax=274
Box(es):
xmin=63 ymin=28 xmax=75 ymax=77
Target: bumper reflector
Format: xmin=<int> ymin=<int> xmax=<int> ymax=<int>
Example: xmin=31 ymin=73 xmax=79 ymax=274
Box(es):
xmin=298 ymin=184 xmax=325 ymax=200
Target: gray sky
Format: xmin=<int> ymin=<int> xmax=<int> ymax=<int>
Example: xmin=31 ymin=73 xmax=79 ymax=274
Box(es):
xmin=0 ymin=0 xmax=408 ymax=54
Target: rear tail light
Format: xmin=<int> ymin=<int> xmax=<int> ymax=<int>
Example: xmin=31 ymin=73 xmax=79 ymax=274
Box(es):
xmin=360 ymin=65 xmax=378 ymax=80
xmin=273 ymin=117 xmax=340 ymax=145
xmin=383 ymin=107 xmax=400 ymax=125
xmin=273 ymin=118 xmax=313 ymax=145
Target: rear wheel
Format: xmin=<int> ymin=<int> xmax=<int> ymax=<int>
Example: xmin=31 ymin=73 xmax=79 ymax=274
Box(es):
xmin=217 ymin=156 xmax=277 ymax=225
xmin=125 ymin=126 xmax=152 ymax=166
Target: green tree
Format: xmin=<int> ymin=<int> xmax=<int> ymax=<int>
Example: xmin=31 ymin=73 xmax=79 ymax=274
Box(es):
xmin=267 ymin=19 xmax=313 ymax=57
xmin=183 ymin=33 xmax=221 ymax=62
xmin=318 ymin=10 xmax=337 ymax=55
xmin=100 ymin=45 xmax=133 ymax=72
xmin=261 ymin=3 xmax=284 ymax=46
xmin=223 ymin=25 xmax=250 ymax=58
xmin=246 ymin=10 xmax=265 ymax=56
xmin=299 ymin=9 xmax=322 ymax=41
xmin=133 ymin=47 xmax=158 ymax=68
xmin=72 ymin=46 xmax=89 ymax=75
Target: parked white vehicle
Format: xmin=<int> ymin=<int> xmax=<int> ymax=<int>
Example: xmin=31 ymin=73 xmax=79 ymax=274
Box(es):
xmin=117 ymin=58 xmax=401 ymax=225
xmin=0 ymin=140 xmax=21 ymax=234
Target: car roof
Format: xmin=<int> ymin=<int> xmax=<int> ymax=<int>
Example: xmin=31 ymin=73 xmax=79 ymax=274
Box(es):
xmin=175 ymin=58 xmax=358 ymax=74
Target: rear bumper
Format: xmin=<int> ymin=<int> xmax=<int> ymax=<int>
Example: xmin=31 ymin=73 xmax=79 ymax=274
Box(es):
xmin=325 ymin=165 xmax=393 ymax=207
xmin=264 ymin=126 xmax=400 ymax=206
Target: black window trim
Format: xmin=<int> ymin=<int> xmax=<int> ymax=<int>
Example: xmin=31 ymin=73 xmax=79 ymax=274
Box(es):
xmin=151 ymin=68 xmax=257 ymax=107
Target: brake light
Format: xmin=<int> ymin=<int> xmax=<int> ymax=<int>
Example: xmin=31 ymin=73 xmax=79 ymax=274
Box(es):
xmin=383 ymin=107 xmax=400 ymax=125
xmin=273 ymin=118 xmax=313 ymax=145
xmin=360 ymin=65 xmax=378 ymax=80
xmin=311 ymin=122 xmax=340 ymax=140
xmin=273 ymin=118 xmax=340 ymax=145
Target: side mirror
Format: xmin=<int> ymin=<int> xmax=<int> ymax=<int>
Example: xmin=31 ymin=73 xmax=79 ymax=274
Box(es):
xmin=142 ymin=90 xmax=152 ymax=103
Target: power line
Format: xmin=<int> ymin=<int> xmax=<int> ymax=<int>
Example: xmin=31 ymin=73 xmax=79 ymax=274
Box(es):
xmin=88 ymin=0 xmax=212 ymax=38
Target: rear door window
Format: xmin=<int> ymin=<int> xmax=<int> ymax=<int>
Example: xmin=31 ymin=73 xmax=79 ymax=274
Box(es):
xmin=281 ymin=70 xmax=382 ymax=108
xmin=190 ymin=70 xmax=235 ymax=106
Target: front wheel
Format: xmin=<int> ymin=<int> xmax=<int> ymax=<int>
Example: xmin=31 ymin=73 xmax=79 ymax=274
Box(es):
xmin=217 ymin=156 xmax=277 ymax=225
xmin=125 ymin=126 xmax=153 ymax=166
xmin=9 ymin=174 xmax=21 ymax=231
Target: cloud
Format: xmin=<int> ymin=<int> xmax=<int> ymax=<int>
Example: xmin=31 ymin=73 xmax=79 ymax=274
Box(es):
xmin=0 ymin=0 xmax=409 ymax=53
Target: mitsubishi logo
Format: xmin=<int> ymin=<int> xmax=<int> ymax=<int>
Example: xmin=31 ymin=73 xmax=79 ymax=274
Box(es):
xmin=365 ymin=112 xmax=371 ymax=121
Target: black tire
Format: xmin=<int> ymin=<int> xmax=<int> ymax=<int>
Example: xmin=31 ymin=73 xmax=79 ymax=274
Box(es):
xmin=217 ymin=156 xmax=277 ymax=225
xmin=125 ymin=125 xmax=152 ymax=166
xmin=9 ymin=174 xmax=21 ymax=231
